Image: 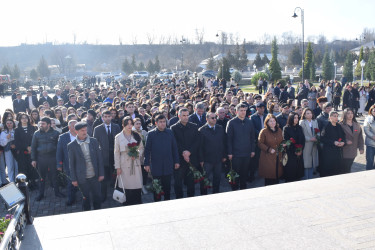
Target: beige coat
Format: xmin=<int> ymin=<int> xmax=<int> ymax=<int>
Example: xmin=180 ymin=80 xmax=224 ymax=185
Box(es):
xmin=114 ymin=132 xmax=144 ymax=190
xmin=340 ymin=121 xmax=364 ymax=159
xmin=299 ymin=119 xmax=319 ymax=169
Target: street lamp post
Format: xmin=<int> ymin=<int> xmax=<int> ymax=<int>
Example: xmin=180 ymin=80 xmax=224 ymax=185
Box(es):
xmin=360 ymin=59 xmax=366 ymax=86
xmin=292 ymin=7 xmax=304 ymax=83
xmin=216 ymin=31 xmax=225 ymax=55
xmin=180 ymin=37 xmax=186 ymax=70
xmin=334 ymin=62 xmax=337 ymax=80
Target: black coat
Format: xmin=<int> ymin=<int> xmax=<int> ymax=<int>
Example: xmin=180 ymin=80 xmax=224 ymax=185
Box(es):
xmin=38 ymin=96 xmax=54 ymax=107
xmin=24 ymin=95 xmax=38 ymax=111
xmin=279 ymin=90 xmax=289 ymax=104
xmin=287 ymin=86 xmax=295 ymax=99
xmin=320 ymin=123 xmax=346 ymax=177
xmin=297 ymin=85 xmax=308 ymax=101
xmin=226 ymin=117 xmax=255 ymax=157
xmin=65 ymin=102 xmax=82 ymax=110
xmin=198 ymin=124 xmax=226 ymax=164
xmin=250 ymin=112 xmax=267 ymax=141
xmin=188 ymin=113 xmax=207 ymax=128
xmin=366 ymin=89 xmax=375 ymax=111
xmin=282 ymin=125 xmax=305 ymax=181
xmin=216 ymin=117 xmax=229 ymax=132
xmin=276 ymin=113 xmax=288 ymax=130
xmin=171 ymin=121 xmax=200 ymax=166
xmin=342 ymin=89 xmax=354 ymax=109
xmin=274 ymin=86 xmax=281 ymax=99
xmin=93 ymin=123 xmax=121 ymax=167
xmin=14 ymin=126 xmax=37 ymax=176
xmin=13 ymin=99 xmax=26 ymax=114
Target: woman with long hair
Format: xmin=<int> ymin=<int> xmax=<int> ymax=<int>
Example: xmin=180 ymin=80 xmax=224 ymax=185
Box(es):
xmin=283 ymin=112 xmax=305 ymax=182
xmin=340 ymin=108 xmax=364 ymax=173
xmin=320 ymin=111 xmax=346 ymax=176
xmin=14 ymin=113 xmax=37 ymax=189
xmin=299 ymin=108 xmax=320 ymax=179
xmin=114 ymin=116 xmax=144 ymax=206
xmin=363 ymin=105 xmax=375 ymax=170
xmin=258 ymin=114 xmax=284 ymax=186
xmin=30 ymin=109 xmax=40 ymax=126
xmin=333 ymin=82 xmax=342 ymax=111
xmin=0 ymin=119 xmax=18 ymax=182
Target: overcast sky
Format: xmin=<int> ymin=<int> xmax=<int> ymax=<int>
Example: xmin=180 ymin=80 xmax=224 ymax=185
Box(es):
xmin=2 ymin=0 xmax=374 ymax=46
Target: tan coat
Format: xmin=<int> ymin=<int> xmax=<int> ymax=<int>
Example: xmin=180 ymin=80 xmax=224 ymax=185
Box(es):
xmin=299 ymin=119 xmax=319 ymax=169
xmin=340 ymin=121 xmax=364 ymax=159
xmin=114 ymin=132 xmax=144 ymax=189
xmin=258 ymin=128 xmax=283 ymax=179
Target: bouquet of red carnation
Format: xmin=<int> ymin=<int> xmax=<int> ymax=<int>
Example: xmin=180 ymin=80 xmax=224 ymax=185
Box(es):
xmin=188 ymin=164 xmax=204 ymax=183
xmin=277 ymin=139 xmax=292 ymax=153
xmin=338 ymin=138 xmax=342 ymax=142
xmin=201 ymin=167 xmax=212 ymax=189
xmin=295 ymin=144 xmax=303 ymax=153
xmin=226 ymin=160 xmax=239 ymax=185
xmin=148 ymin=178 xmax=165 ymax=199
xmin=127 ymin=142 xmax=139 ymax=175
xmin=24 ymin=150 xmax=29 ymax=155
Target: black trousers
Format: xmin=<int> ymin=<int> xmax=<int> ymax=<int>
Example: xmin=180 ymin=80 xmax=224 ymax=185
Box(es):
xmin=231 ymin=156 xmax=251 ymax=190
xmin=201 ymin=162 xmax=221 ymax=194
xmin=124 ymin=189 xmax=142 ymax=206
xmin=174 ymin=163 xmax=195 ymax=199
xmin=265 ymin=178 xmax=279 ymax=186
xmin=249 ymin=146 xmax=260 ymax=181
xmin=79 ymin=177 xmax=101 ymax=211
xmin=141 ymin=165 xmax=148 ymax=185
xmin=101 ymin=165 xmax=112 ymax=202
xmin=153 ymin=175 xmax=171 ymax=201
xmin=342 ymin=158 xmax=354 ymax=174
xmin=37 ymin=155 xmax=58 ymax=197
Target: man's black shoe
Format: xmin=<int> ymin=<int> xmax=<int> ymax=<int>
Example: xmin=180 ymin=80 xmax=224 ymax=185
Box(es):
xmin=66 ymin=200 xmax=75 ymax=206
xmin=55 ymin=192 xmax=66 ymax=198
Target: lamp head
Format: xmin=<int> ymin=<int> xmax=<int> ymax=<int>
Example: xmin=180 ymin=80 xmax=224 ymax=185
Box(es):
xmin=292 ymin=13 xmax=298 ymax=18
xmin=360 ymin=60 xmax=366 ymax=67
xmin=216 ymin=33 xmax=219 ymax=37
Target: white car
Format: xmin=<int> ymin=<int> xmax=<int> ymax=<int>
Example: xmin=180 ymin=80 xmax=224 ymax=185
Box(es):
xmin=129 ymin=71 xmax=149 ymax=79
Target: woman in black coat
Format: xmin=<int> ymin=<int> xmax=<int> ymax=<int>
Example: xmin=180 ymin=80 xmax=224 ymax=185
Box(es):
xmin=342 ymin=86 xmax=354 ymax=110
xmin=14 ymin=113 xmax=37 ymax=189
xmin=320 ymin=111 xmax=346 ymax=177
xmin=282 ymin=112 xmax=305 ymax=182
xmin=333 ymin=82 xmax=342 ymax=111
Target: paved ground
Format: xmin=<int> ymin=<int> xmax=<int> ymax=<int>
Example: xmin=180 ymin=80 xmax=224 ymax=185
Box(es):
xmin=21 ymin=169 xmax=375 ymax=250
xmin=0 ymin=94 xmax=368 ymax=219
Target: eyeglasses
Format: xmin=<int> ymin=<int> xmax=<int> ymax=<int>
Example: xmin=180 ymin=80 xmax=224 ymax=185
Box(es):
xmin=209 ymin=117 xmax=217 ymax=120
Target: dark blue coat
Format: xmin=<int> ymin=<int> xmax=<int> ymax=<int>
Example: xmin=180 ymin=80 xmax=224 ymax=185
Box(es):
xmin=250 ymin=112 xmax=267 ymax=141
xmin=188 ymin=113 xmax=206 ymax=128
xmin=144 ymin=128 xmax=179 ymax=176
xmin=56 ymin=132 xmax=74 ymax=175
xmin=67 ymin=137 xmax=104 ymax=184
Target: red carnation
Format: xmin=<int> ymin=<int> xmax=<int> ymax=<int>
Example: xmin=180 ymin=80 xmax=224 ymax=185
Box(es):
xmin=24 ymin=151 xmax=28 ymax=154
xmin=314 ymin=128 xmax=320 ymax=133
xmin=290 ymin=138 xmax=296 ymax=144
xmin=354 ymin=129 xmax=358 ymax=132
xmin=59 ymin=161 xmax=63 ymax=165
xmin=338 ymin=138 xmax=342 ymax=142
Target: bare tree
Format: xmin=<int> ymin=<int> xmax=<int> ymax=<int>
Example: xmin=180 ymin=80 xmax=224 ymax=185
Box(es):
xmin=119 ymin=36 xmax=122 ymax=46
xmin=362 ymin=28 xmax=375 ymax=43
xmin=132 ymin=35 xmax=137 ymax=45
xmin=159 ymin=35 xmax=165 ymax=45
xmin=195 ymin=28 xmax=205 ymax=44
xmin=165 ymin=35 xmax=172 ymax=45
xmin=317 ymin=34 xmax=327 ymax=45
xmin=147 ymin=33 xmax=155 ymax=45
xmin=73 ymin=33 xmax=77 ymax=45
xmin=260 ymin=33 xmax=271 ymax=45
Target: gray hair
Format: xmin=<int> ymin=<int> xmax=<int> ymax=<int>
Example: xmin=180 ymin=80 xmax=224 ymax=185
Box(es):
xmin=68 ymin=120 xmax=78 ymax=127
xmin=329 ymin=111 xmax=339 ymax=117
xmin=195 ymin=102 xmax=205 ymax=110
xmin=216 ymin=107 xmax=225 ymax=114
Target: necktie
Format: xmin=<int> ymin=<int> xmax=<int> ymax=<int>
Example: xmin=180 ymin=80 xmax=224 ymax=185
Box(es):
xmin=107 ymin=125 xmax=111 ymax=136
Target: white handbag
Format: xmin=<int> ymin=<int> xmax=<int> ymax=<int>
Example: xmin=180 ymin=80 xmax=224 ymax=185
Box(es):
xmin=113 ymin=175 xmax=126 ymax=203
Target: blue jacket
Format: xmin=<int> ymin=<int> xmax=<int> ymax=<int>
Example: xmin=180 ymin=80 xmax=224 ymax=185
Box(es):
xmin=56 ymin=132 xmax=74 ymax=175
xmin=188 ymin=113 xmax=206 ymax=128
xmin=144 ymin=128 xmax=179 ymax=176
xmin=250 ymin=112 xmax=267 ymax=141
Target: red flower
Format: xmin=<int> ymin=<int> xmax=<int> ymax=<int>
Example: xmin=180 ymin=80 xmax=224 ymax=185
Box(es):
xmin=40 ymin=178 xmax=44 ymax=182
xmin=290 ymin=138 xmax=296 ymax=144
xmin=338 ymin=138 xmax=342 ymax=142
xmin=160 ymin=192 xmax=165 ymax=196
xmin=314 ymin=128 xmax=320 ymax=133
xmin=295 ymin=144 xmax=303 ymax=148
xmin=354 ymin=129 xmax=358 ymax=132
xmin=24 ymin=151 xmax=28 ymax=154
xmin=59 ymin=161 xmax=63 ymax=165
xmin=229 ymin=181 xmax=233 ymax=185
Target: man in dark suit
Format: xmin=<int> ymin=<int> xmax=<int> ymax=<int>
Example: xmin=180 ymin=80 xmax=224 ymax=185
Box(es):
xmin=13 ymin=93 xmax=26 ymax=114
xmin=52 ymin=89 xmax=63 ymax=107
xmin=216 ymin=107 xmax=229 ymax=131
xmin=68 ymin=122 xmax=104 ymax=211
xmin=144 ymin=114 xmax=180 ymax=201
xmin=57 ymin=120 xmax=78 ymax=206
xmin=84 ymin=91 xmax=99 ymax=109
xmin=199 ymin=112 xmax=226 ymax=194
xmin=188 ymin=102 xmax=206 ymax=128
xmin=287 ymin=82 xmax=295 ymax=100
xmin=25 ymin=90 xmax=38 ymax=113
xmin=93 ymin=110 xmax=121 ymax=202
xmin=65 ymin=94 xmax=82 ymax=110
xmin=171 ymin=108 xmax=200 ymax=198
xmin=61 ymin=114 xmax=78 ymax=134
xmin=38 ymin=91 xmax=54 ymax=107
xmin=276 ymin=104 xmax=290 ymax=129
xmin=297 ymin=82 xmax=308 ymax=106
xmin=274 ymin=82 xmax=281 ymax=99
xmin=279 ymin=87 xmax=289 ymax=104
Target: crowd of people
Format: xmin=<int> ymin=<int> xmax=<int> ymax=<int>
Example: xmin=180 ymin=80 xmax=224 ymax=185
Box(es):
xmin=0 ymin=76 xmax=372 ymax=211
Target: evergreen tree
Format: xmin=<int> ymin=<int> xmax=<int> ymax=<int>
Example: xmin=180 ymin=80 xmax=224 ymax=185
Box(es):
xmin=146 ymin=60 xmax=154 ymax=74
xmin=314 ymin=50 xmax=323 ymax=66
xmin=122 ymin=58 xmax=132 ymax=74
xmin=269 ymin=37 xmax=282 ymax=81
xmin=1 ymin=64 xmax=11 ymax=75
xmin=253 ymin=52 xmax=263 ymax=69
xmin=287 ymin=46 xmax=302 ymax=66
xmin=234 ymin=43 xmax=241 ymax=69
xmin=301 ymin=42 xmax=313 ymax=81
xmin=131 ymin=55 xmax=137 ymax=72
xmin=239 ymin=42 xmax=248 ymax=69
xmin=225 ymin=49 xmax=235 ymax=68
xmin=206 ymin=52 xmax=215 ymax=70
xmin=355 ymin=46 xmax=364 ymax=78
xmin=30 ymin=69 xmax=38 ymax=81
xmin=217 ymin=57 xmax=231 ymax=81
xmin=365 ymin=51 xmax=375 ymax=81
xmin=262 ymin=54 xmax=270 ymax=65
xmin=154 ymin=55 xmax=161 ymax=72
xmin=37 ymin=56 xmax=50 ymax=78
xmin=138 ymin=62 xmax=145 ymax=71
xmin=343 ymin=52 xmax=354 ymax=82
xmin=322 ymin=50 xmax=334 ymax=80
xmin=12 ymin=64 xmax=20 ymax=79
